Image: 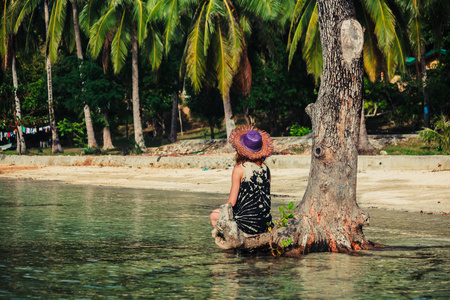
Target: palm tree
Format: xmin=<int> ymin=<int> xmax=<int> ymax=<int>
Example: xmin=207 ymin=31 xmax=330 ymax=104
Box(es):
xmin=182 ymin=0 xmax=284 ymax=138
xmin=399 ymin=0 xmax=450 ymax=128
xmin=47 ymin=0 xmax=98 ymax=148
xmin=85 ymin=0 xmax=163 ymax=151
xmin=9 ymin=0 xmax=64 ymax=153
xmin=1 ymin=1 xmax=27 ymax=154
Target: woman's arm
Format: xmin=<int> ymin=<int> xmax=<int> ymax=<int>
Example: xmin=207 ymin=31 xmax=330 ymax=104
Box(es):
xmin=226 ymin=165 xmax=244 ymax=207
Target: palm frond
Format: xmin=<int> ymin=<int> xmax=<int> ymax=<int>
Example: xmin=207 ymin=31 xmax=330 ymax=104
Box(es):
xmin=79 ymin=0 xmax=103 ymax=35
xmin=222 ymin=0 xmax=243 ymax=72
xmin=302 ymin=4 xmax=321 ymax=85
xmin=287 ymin=0 xmax=312 ymax=69
xmin=239 ymin=0 xmax=281 ymax=21
xmin=47 ymin=0 xmax=68 ymax=63
xmin=214 ymin=21 xmax=234 ymax=100
xmin=164 ymin=0 xmax=181 ymax=55
xmin=1 ymin=0 xmax=9 ymax=58
xmin=362 ymin=0 xmax=396 ymax=56
xmin=110 ymin=8 xmax=131 ymax=73
xmin=145 ymin=24 xmax=163 ymax=70
xmin=133 ymin=0 xmax=148 ymax=45
xmin=185 ymin=1 xmax=207 ymax=92
xmin=89 ymin=6 xmax=117 ymax=59
xmin=387 ymin=30 xmax=406 ymax=79
xmin=407 ymin=0 xmax=423 ymax=58
xmin=12 ymin=0 xmax=39 ymax=33
xmin=361 ymin=8 xmax=379 ymax=82
xmin=203 ymin=0 xmax=219 ymax=56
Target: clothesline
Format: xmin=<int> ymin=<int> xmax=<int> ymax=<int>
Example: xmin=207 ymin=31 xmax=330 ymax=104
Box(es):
xmin=0 ymin=125 xmax=51 ymax=142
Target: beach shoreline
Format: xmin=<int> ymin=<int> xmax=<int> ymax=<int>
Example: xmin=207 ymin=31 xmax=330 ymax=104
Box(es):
xmin=1 ymin=163 xmax=449 ymax=215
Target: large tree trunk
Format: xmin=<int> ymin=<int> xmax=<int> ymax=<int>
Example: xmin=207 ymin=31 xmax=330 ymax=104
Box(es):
xmin=284 ymin=0 xmax=371 ymax=253
xmin=72 ymin=1 xmax=97 ymax=148
xmin=44 ymin=0 xmax=63 ymax=153
xmin=170 ymin=89 xmax=178 ymax=143
xmin=102 ymin=109 xmax=114 ymax=150
xmin=11 ymin=48 xmax=26 ymax=154
xmin=131 ymin=24 xmax=146 ymax=151
xmin=212 ymin=0 xmax=373 ymax=254
xmin=223 ymin=93 xmax=235 ymax=139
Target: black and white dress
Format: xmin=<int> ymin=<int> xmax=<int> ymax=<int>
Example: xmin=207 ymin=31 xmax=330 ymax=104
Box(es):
xmin=233 ymin=162 xmax=272 ymax=234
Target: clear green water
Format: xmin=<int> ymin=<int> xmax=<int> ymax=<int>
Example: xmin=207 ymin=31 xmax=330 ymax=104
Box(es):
xmin=0 ymin=178 xmax=449 ymax=299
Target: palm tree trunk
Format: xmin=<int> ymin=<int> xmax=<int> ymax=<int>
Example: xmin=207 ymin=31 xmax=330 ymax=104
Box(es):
xmin=420 ymin=48 xmax=430 ymax=128
xmin=131 ymin=24 xmax=146 ymax=150
xmin=170 ymin=89 xmax=178 ymax=143
xmin=102 ymin=109 xmax=114 ymax=150
xmin=44 ymin=0 xmax=63 ymax=153
xmin=358 ymin=100 xmax=375 ymax=154
xmin=12 ymin=50 xmax=26 ymax=154
xmin=72 ymin=0 xmax=97 ymax=148
xmin=223 ymin=93 xmax=235 ymax=139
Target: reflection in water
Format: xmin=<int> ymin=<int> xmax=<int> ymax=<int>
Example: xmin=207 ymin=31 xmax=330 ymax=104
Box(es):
xmin=0 ymin=179 xmax=449 ymax=298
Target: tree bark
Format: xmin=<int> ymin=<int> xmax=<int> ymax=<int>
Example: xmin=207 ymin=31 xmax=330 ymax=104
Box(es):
xmin=131 ymin=24 xmax=146 ymax=150
xmin=223 ymin=93 xmax=235 ymax=139
xmin=11 ymin=48 xmax=26 ymax=154
xmin=44 ymin=0 xmax=63 ymax=153
xmin=170 ymin=89 xmax=178 ymax=143
xmin=212 ymin=0 xmax=373 ymax=254
xmin=358 ymin=100 xmax=376 ymax=154
xmin=102 ymin=109 xmax=114 ymax=150
xmin=72 ymin=1 xmax=97 ymax=148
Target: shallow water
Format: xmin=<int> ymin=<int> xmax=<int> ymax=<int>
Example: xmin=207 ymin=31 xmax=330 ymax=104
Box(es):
xmin=0 ymin=178 xmax=449 ymax=299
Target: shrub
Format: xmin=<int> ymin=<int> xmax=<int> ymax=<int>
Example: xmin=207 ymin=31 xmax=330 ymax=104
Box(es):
xmin=290 ymin=124 xmax=311 ymax=136
xmin=418 ymin=115 xmax=450 ymax=153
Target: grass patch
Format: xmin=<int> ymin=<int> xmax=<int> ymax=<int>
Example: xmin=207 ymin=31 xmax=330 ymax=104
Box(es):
xmin=380 ymin=138 xmax=449 ymax=155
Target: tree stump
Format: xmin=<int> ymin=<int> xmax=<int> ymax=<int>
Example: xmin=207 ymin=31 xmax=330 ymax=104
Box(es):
xmin=212 ymin=203 xmax=271 ymax=250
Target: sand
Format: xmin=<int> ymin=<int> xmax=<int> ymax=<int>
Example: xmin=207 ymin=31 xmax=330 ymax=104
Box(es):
xmin=0 ymin=164 xmax=449 ymax=214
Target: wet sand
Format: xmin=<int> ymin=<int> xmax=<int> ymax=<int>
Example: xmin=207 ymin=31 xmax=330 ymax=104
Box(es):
xmin=0 ymin=164 xmax=449 ymax=214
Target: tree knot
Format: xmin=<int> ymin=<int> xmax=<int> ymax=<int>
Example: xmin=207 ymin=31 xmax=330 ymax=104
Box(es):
xmin=340 ymin=19 xmax=364 ymax=67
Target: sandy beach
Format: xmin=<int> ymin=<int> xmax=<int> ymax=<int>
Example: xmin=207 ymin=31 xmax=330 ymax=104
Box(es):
xmin=1 ymin=163 xmax=449 ymax=214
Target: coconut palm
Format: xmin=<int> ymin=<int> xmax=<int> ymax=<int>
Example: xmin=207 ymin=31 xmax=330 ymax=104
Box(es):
xmin=47 ymin=0 xmax=98 ymax=148
xmin=8 ymin=0 xmax=64 ymax=153
xmin=1 ymin=1 xmax=27 ymax=154
xmin=181 ymin=0 xmax=284 ymax=138
xmin=85 ymin=0 xmax=163 ymax=150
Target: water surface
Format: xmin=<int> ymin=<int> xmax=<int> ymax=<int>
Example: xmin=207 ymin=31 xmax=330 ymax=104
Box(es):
xmin=1 ymin=178 xmax=449 ymax=299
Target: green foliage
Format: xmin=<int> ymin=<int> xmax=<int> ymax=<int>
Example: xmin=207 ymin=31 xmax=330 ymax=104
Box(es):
xmin=380 ymin=137 xmax=444 ymax=155
xmin=238 ymin=37 xmax=315 ymax=135
xmin=57 ymin=118 xmax=86 ymax=148
xmin=129 ymin=138 xmax=143 ymax=155
xmin=364 ymin=77 xmax=421 ymax=127
xmin=82 ymin=147 xmax=101 ymax=155
xmin=418 ymin=115 xmax=450 ymax=153
xmin=426 ymin=55 xmax=450 ymax=116
xmin=290 ymin=124 xmax=311 ymax=136
xmin=185 ymin=86 xmax=224 ymax=137
xmin=268 ymin=201 xmax=297 ymax=256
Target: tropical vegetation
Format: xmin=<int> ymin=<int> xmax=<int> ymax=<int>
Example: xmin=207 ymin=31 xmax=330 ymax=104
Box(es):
xmin=0 ymin=0 xmax=449 ymax=155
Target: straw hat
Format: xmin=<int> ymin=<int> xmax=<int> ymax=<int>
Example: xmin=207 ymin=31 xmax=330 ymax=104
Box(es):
xmin=229 ymin=125 xmax=274 ymax=160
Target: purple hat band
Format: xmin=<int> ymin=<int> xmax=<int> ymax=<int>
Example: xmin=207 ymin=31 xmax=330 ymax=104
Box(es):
xmin=241 ymin=130 xmax=263 ymax=153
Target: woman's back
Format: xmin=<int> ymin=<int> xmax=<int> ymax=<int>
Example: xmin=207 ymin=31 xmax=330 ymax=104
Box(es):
xmin=233 ymin=162 xmax=272 ymax=234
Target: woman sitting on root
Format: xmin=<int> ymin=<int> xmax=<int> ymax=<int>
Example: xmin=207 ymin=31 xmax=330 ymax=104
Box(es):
xmin=210 ymin=125 xmax=274 ymax=234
